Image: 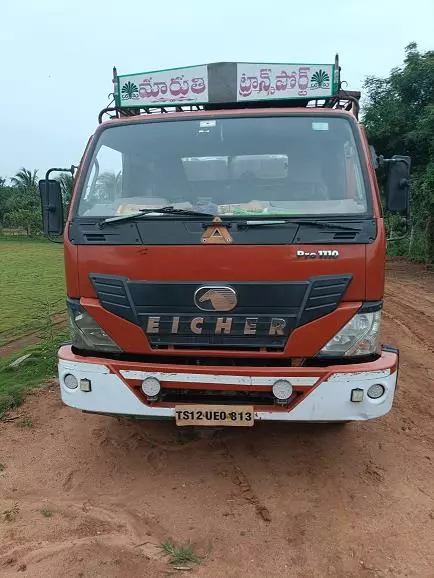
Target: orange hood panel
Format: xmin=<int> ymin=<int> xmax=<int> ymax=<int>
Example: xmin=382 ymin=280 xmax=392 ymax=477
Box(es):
xmin=77 ymin=244 xmax=366 ymax=299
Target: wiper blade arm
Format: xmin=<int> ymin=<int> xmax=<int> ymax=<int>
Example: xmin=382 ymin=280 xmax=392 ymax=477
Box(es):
xmin=100 ymin=210 xmax=363 ymax=231
xmin=238 ymin=219 xmax=362 ymax=231
xmin=150 ymin=206 xmax=215 ymax=217
xmin=100 ymin=206 xmax=214 ymax=226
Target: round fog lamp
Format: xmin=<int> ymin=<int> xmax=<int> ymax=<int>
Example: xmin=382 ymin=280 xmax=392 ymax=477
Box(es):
xmin=367 ymin=383 xmax=385 ymax=399
xmin=141 ymin=377 xmax=161 ymax=397
xmin=272 ymin=379 xmax=293 ymax=401
xmin=64 ymin=373 xmax=78 ymax=390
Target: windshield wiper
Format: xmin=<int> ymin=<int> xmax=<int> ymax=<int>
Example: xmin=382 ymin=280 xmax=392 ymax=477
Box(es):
xmin=100 ymin=206 xmax=214 ymax=226
xmin=237 ymin=219 xmax=362 ymax=231
xmin=100 ymin=210 xmax=363 ymax=232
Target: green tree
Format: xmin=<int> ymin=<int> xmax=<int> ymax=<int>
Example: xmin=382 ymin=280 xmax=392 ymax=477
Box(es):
xmin=363 ymin=43 xmax=434 ymax=263
xmin=4 ymin=208 xmax=41 ymax=235
xmin=10 ymin=168 xmax=38 ymax=190
xmin=6 ymin=168 xmax=41 ymax=235
xmin=0 ymin=177 xmax=7 ymax=215
xmin=57 ymin=172 xmax=74 ymax=214
xmin=0 ymin=178 xmax=12 ymax=227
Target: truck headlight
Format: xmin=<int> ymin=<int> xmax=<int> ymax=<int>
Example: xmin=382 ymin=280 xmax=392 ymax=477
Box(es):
xmin=318 ymin=310 xmax=381 ymax=357
xmin=67 ymin=300 xmax=122 ymax=353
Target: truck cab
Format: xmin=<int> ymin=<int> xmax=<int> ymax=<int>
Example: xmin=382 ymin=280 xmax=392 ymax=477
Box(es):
xmin=40 ymin=59 xmax=410 ymax=426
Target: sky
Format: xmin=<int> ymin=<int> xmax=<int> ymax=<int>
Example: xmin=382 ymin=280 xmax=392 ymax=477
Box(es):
xmin=0 ymin=0 xmax=433 ymax=180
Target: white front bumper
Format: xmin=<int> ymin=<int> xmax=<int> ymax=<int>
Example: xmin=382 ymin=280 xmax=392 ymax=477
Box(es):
xmin=58 ymin=359 xmax=397 ymax=422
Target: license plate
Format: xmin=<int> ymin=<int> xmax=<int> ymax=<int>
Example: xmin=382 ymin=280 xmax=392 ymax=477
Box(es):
xmin=175 ymin=405 xmax=254 ymax=427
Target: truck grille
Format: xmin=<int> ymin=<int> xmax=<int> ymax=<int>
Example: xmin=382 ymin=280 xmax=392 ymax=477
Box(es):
xmin=90 ymin=274 xmax=352 ymax=350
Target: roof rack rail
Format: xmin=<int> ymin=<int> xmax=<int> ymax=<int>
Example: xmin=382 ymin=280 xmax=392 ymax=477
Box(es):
xmin=98 ymin=57 xmax=361 ymax=123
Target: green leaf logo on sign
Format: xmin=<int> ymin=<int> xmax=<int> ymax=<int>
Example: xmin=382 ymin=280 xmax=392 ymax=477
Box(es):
xmin=310 ymin=70 xmax=330 ymax=89
xmin=121 ymin=81 xmax=139 ymax=100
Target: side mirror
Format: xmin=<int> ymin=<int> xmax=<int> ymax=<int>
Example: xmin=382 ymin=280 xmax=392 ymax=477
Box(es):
xmin=39 ymin=179 xmax=64 ymax=236
xmin=385 ymin=155 xmax=411 ymax=216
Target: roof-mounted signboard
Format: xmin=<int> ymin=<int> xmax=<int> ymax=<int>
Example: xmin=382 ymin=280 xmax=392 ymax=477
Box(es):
xmin=116 ymin=62 xmax=338 ymax=108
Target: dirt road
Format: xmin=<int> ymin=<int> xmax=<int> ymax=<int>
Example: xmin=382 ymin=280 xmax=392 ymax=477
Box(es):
xmin=1 ymin=261 xmax=433 ymax=578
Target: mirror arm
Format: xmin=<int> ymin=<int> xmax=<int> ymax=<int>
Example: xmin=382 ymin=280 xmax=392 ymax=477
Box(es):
xmin=378 ymin=155 xmax=411 ymax=170
xmin=387 ymin=210 xmax=412 ymax=242
xmin=45 ymin=165 xmax=76 ymax=181
xmin=43 ymin=166 xmax=76 ymax=244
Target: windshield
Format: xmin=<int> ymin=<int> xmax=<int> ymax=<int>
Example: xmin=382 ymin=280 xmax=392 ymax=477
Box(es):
xmin=77 ymin=115 xmax=368 ymax=218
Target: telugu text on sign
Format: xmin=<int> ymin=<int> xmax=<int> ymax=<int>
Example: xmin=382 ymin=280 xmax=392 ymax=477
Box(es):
xmin=118 ymin=65 xmax=209 ymax=107
xmin=236 ymin=63 xmax=335 ymax=101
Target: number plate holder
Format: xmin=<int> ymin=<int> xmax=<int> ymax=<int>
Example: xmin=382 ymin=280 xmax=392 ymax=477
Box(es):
xmin=175 ymin=405 xmax=254 ymax=427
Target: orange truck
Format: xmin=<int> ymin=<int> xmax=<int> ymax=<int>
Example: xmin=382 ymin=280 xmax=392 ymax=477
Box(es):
xmin=40 ymin=57 xmax=411 ymax=426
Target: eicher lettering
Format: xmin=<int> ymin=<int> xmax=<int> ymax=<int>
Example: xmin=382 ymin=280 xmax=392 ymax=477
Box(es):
xmin=145 ymin=316 xmax=287 ymax=336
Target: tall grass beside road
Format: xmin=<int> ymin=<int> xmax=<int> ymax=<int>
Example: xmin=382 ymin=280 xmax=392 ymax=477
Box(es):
xmin=0 ymin=238 xmax=65 ymax=345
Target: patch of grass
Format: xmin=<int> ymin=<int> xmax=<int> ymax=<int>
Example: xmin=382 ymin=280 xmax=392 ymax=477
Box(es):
xmin=0 ymin=239 xmax=65 ymax=345
xmin=0 ymin=331 xmax=68 ymax=419
xmin=40 ymin=509 xmax=53 ymax=518
xmin=1 ymin=504 xmax=19 ymax=523
xmin=160 ymin=538 xmax=202 ymax=568
xmin=0 ymin=463 xmax=5 ymax=472
xmin=16 ymin=417 xmax=33 ymax=428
